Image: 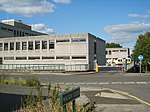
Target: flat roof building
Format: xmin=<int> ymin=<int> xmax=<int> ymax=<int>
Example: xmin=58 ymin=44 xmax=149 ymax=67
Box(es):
xmin=0 ymin=19 xmax=46 ymax=38
xmin=106 ymin=48 xmax=130 ymax=65
xmin=0 ymin=33 xmax=106 ymax=71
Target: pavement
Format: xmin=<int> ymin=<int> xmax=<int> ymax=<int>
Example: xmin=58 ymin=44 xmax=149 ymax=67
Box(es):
xmin=76 ymin=87 xmax=150 ymax=112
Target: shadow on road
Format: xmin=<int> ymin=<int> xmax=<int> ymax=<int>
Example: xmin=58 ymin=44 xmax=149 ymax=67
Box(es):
xmin=0 ymin=93 xmax=27 ymax=112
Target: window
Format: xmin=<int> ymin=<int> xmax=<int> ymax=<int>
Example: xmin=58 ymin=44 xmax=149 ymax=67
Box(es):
xmin=109 ymin=50 xmax=111 ymax=55
xmin=28 ymin=56 xmax=40 ymax=60
xmin=112 ymin=50 xmax=119 ymax=52
xmin=94 ymin=41 xmax=96 ymax=54
xmin=106 ymin=51 xmax=108 ymax=55
xmin=56 ymin=39 xmax=70 ymax=43
xmin=42 ymin=56 xmax=54 ymax=59
xmin=120 ymin=50 xmax=127 ymax=52
xmin=28 ymin=41 xmax=33 ymax=50
xmin=10 ymin=42 xmax=14 ymax=51
xmin=14 ymin=30 xmax=16 ymax=36
xmin=49 ymin=40 xmax=54 ymax=49
xmin=16 ymin=57 xmax=27 ymax=60
xmin=4 ymin=43 xmax=8 ymax=51
xmin=17 ymin=31 xmax=19 ymax=36
xmin=72 ymin=38 xmax=86 ymax=42
xmin=0 ymin=43 xmax=3 ymax=51
xmin=16 ymin=42 xmax=20 ymax=50
xmin=42 ymin=41 xmax=47 ymax=49
xmin=22 ymin=42 xmax=27 ymax=50
xmin=4 ymin=57 xmax=14 ymax=60
xmin=72 ymin=56 xmax=86 ymax=59
xmin=56 ymin=56 xmax=70 ymax=60
xmin=1 ymin=27 xmax=7 ymax=30
xmin=35 ymin=41 xmax=40 ymax=50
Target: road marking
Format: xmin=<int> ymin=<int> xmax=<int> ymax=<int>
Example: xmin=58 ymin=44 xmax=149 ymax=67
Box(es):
xmin=98 ymin=82 xmax=109 ymax=85
xmin=109 ymin=89 xmax=150 ymax=107
xmin=136 ymin=82 xmax=148 ymax=84
xmin=111 ymin=82 xmax=122 ymax=84
xmin=123 ymin=82 xmax=135 ymax=84
xmin=86 ymin=82 xmax=97 ymax=85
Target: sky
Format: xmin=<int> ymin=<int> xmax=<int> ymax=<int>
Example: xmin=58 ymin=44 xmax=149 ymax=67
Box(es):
xmin=0 ymin=0 xmax=150 ymax=49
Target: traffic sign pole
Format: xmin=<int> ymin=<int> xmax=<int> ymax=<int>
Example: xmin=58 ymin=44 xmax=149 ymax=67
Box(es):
xmin=138 ymin=55 xmax=144 ymax=75
xmin=140 ymin=60 xmax=142 ymax=75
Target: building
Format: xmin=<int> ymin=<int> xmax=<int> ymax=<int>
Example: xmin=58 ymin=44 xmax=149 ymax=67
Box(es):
xmin=0 ymin=19 xmax=46 ymax=38
xmin=0 ymin=33 xmax=105 ymax=71
xmin=106 ymin=48 xmax=130 ymax=65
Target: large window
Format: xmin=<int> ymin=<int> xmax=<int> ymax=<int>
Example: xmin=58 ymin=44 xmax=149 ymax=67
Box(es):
xmin=4 ymin=43 xmax=8 ymax=51
xmin=28 ymin=41 xmax=33 ymax=50
xmin=56 ymin=56 xmax=70 ymax=60
xmin=10 ymin=42 xmax=14 ymax=51
xmin=72 ymin=56 xmax=86 ymax=60
xmin=16 ymin=57 xmax=27 ymax=60
xmin=35 ymin=41 xmax=40 ymax=50
xmin=42 ymin=56 xmax=55 ymax=60
xmin=72 ymin=38 xmax=86 ymax=42
xmin=4 ymin=57 xmax=14 ymax=60
xmin=22 ymin=42 xmax=27 ymax=50
xmin=0 ymin=43 xmax=3 ymax=51
xmin=49 ymin=40 xmax=54 ymax=49
xmin=28 ymin=56 xmax=40 ymax=60
xmin=56 ymin=39 xmax=70 ymax=43
xmin=16 ymin=42 xmax=20 ymax=50
xmin=42 ymin=41 xmax=47 ymax=49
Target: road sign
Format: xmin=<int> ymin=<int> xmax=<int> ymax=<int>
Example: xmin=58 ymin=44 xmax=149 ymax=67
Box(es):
xmin=60 ymin=87 xmax=80 ymax=106
xmin=138 ymin=55 xmax=144 ymax=61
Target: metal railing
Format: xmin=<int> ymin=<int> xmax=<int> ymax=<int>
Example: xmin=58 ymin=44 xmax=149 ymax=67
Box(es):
xmin=0 ymin=64 xmax=89 ymax=71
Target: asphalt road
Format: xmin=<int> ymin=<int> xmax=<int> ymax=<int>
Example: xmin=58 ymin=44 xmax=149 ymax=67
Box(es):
xmin=1 ymin=72 xmax=150 ymax=111
xmin=4 ymin=72 xmax=150 ymax=103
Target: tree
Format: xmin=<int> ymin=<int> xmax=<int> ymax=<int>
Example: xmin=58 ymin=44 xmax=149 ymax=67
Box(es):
xmin=132 ymin=32 xmax=150 ymax=72
xmin=106 ymin=43 xmax=122 ymax=48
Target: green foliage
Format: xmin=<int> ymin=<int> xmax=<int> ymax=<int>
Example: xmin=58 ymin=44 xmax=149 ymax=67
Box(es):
xmin=0 ymin=73 xmax=7 ymax=82
xmin=132 ymin=32 xmax=150 ymax=72
xmin=26 ymin=76 xmax=40 ymax=87
xmin=106 ymin=43 xmax=122 ymax=48
xmin=132 ymin=32 xmax=150 ymax=63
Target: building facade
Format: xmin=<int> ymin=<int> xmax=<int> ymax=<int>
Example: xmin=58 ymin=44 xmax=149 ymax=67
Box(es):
xmin=0 ymin=33 xmax=105 ymax=71
xmin=0 ymin=19 xmax=46 ymax=38
xmin=106 ymin=48 xmax=130 ymax=65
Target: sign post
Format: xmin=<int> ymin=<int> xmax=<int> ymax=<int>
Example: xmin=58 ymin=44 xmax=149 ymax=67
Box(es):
xmin=60 ymin=87 xmax=80 ymax=112
xmin=138 ymin=55 xmax=144 ymax=75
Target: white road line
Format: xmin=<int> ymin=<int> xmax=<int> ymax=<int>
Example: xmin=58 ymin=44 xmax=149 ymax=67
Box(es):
xmin=136 ymin=82 xmax=148 ymax=84
xmin=123 ymin=82 xmax=135 ymax=84
xmin=111 ymin=82 xmax=122 ymax=84
xmin=75 ymin=82 xmax=86 ymax=85
xmin=86 ymin=82 xmax=98 ymax=85
xmin=98 ymin=82 xmax=109 ymax=85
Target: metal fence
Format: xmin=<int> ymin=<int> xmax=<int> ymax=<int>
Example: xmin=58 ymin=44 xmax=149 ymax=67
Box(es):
xmin=0 ymin=64 xmax=88 ymax=71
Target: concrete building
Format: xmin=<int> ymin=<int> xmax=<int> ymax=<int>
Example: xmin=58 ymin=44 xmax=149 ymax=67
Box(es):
xmin=0 ymin=19 xmax=46 ymax=38
xmin=0 ymin=33 xmax=105 ymax=71
xmin=106 ymin=48 xmax=130 ymax=65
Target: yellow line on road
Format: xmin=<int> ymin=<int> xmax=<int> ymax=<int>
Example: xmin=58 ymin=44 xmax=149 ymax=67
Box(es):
xmin=108 ymin=88 xmax=150 ymax=107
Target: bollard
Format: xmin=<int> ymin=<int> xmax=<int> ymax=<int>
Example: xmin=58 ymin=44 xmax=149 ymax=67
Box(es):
xmin=96 ymin=63 xmax=98 ymax=73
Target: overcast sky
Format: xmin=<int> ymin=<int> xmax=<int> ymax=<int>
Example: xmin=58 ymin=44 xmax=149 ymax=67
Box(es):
xmin=0 ymin=0 xmax=150 ymax=48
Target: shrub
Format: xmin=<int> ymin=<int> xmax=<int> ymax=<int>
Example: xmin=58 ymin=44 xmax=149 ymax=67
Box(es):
xmin=26 ymin=76 xmax=40 ymax=87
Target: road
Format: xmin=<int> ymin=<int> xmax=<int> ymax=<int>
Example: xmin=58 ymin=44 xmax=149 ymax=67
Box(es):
xmin=5 ymin=72 xmax=150 ymax=104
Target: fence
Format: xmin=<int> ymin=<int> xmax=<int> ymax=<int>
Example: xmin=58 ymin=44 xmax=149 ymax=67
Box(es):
xmin=0 ymin=64 xmax=88 ymax=71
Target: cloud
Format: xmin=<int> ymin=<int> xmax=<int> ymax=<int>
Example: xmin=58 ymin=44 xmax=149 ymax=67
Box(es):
xmin=53 ymin=0 xmax=71 ymax=4
xmin=32 ymin=23 xmax=55 ymax=35
xmin=128 ymin=10 xmax=150 ymax=18
xmin=0 ymin=0 xmax=55 ymax=17
xmin=104 ymin=22 xmax=150 ymax=44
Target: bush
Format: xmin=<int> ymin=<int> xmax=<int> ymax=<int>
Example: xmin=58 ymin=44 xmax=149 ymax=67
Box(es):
xmin=26 ymin=76 xmax=40 ymax=87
